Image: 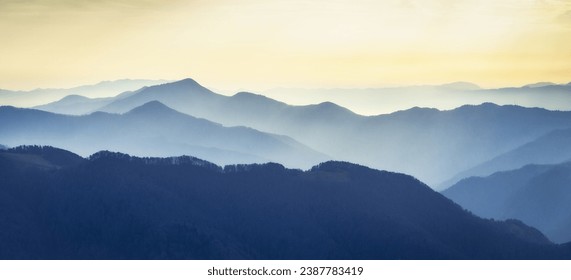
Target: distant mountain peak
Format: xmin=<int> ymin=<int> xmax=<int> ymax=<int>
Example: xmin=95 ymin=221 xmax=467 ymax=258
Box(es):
xmin=59 ymin=95 xmax=91 ymax=102
xmin=384 ymin=106 xmax=440 ymax=118
xmin=174 ymin=77 xmax=201 ymax=86
xmin=163 ymin=78 xmax=210 ymax=90
xmin=317 ymin=101 xmax=337 ymax=107
xmin=315 ymin=101 xmax=352 ymax=111
xmin=523 ymin=82 xmax=557 ymax=88
xmin=125 ymin=101 xmax=179 ymax=115
xmin=139 ymin=78 xmax=216 ymax=98
xmin=439 ymin=82 xmax=481 ymax=91
xmin=230 ymin=92 xmax=288 ymax=107
xmin=456 ymin=102 xmax=500 ymax=110
xmin=232 ymin=91 xmax=270 ymax=100
xmin=307 ymin=101 xmax=359 ymax=117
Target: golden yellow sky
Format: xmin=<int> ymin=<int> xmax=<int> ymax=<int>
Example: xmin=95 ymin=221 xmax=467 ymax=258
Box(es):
xmin=1 ymin=0 xmax=570 ymax=91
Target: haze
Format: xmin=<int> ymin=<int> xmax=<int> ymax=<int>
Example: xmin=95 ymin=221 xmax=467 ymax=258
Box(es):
xmin=1 ymin=0 xmax=570 ymax=98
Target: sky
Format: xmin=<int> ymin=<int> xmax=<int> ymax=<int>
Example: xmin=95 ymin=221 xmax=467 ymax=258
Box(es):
xmin=1 ymin=0 xmax=570 ymax=91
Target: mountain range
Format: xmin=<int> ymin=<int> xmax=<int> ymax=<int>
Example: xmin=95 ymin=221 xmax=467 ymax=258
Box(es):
xmin=0 ymin=102 xmax=327 ymax=169
xmin=262 ymin=82 xmax=571 ymax=115
xmin=15 ymin=79 xmax=571 ymax=116
xmin=443 ymin=161 xmax=571 ymax=244
xmin=443 ymin=128 xmax=571 ymax=187
xmin=27 ymin=78 xmax=571 ymax=187
xmin=0 ymin=79 xmax=167 ymax=107
xmin=3 ymin=77 xmax=571 ymax=259
xmin=1 ymin=146 xmax=570 ymax=259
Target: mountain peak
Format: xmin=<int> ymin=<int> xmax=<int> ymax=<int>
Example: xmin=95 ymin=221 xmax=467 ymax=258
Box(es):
xmin=59 ymin=95 xmax=91 ymax=102
xmin=523 ymin=82 xmax=557 ymax=88
xmin=440 ymin=82 xmax=481 ymax=90
xmin=140 ymin=78 xmax=216 ymax=97
xmin=178 ymin=78 xmax=198 ymax=85
xmin=305 ymin=101 xmax=359 ymax=118
xmin=232 ymin=91 xmax=265 ymax=99
xmin=315 ymin=101 xmax=351 ymax=111
xmin=125 ymin=101 xmax=179 ymax=115
xmin=175 ymin=78 xmax=201 ymax=86
xmin=456 ymin=102 xmax=500 ymax=111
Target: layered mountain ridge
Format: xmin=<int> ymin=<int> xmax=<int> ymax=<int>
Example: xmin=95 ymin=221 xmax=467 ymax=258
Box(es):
xmin=26 ymin=78 xmax=571 ymax=186
xmin=444 ymin=161 xmax=571 ymax=244
xmin=0 ymin=101 xmax=328 ymax=169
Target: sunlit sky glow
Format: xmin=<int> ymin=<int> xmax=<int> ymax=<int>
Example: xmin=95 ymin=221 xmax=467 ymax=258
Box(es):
xmin=1 ymin=0 xmax=570 ymax=91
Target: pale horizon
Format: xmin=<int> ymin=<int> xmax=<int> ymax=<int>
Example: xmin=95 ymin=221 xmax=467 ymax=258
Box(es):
xmin=1 ymin=77 xmax=569 ymax=93
xmin=1 ymin=0 xmax=570 ymax=92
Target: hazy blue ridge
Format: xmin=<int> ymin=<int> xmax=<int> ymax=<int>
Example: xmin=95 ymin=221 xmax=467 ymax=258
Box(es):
xmin=443 ymin=161 xmax=571 ymax=243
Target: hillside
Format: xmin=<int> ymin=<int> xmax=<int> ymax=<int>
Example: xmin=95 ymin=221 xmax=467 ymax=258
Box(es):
xmin=0 ymin=146 xmax=569 ymax=259
xmin=443 ymin=162 xmax=571 ymax=243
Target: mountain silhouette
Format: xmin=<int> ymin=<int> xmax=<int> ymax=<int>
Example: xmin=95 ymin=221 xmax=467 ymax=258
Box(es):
xmin=93 ymin=80 xmax=571 ymax=186
xmin=0 ymin=79 xmax=167 ymax=107
xmin=439 ymin=81 xmax=481 ymax=90
xmin=523 ymin=82 xmax=557 ymax=88
xmin=34 ymin=95 xmax=115 ymax=115
xmin=0 ymin=102 xmax=328 ymax=169
xmin=98 ymin=78 xmax=224 ymax=116
xmin=0 ymin=145 xmax=84 ymax=169
xmin=443 ymin=161 xmax=571 ymax=243
xmin=261 ymin=82 xmax=571 ymax=115
xmin=25 ymin=79 xmax=571 ymax=186
xmin=442 ymin=128 xmax=571 ymax=187
xmin=1 ymin=146 xmax=569 ymax=259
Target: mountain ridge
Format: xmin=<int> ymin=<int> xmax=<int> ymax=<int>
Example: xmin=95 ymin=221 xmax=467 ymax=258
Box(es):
xmin=0 ymin=102 xmax=329 ymax=169
xmin=442 ymin=128 xmax=571 ymax=187
xmin=443 ymin=161 xmax=571 ymax=243
xmin=1 ymin=146 xmax=568 ymax=259
xmin=12 ymin=78 xmax=571 ymax=186
xmin=0 ymin=79 xmax=168 ymax=107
